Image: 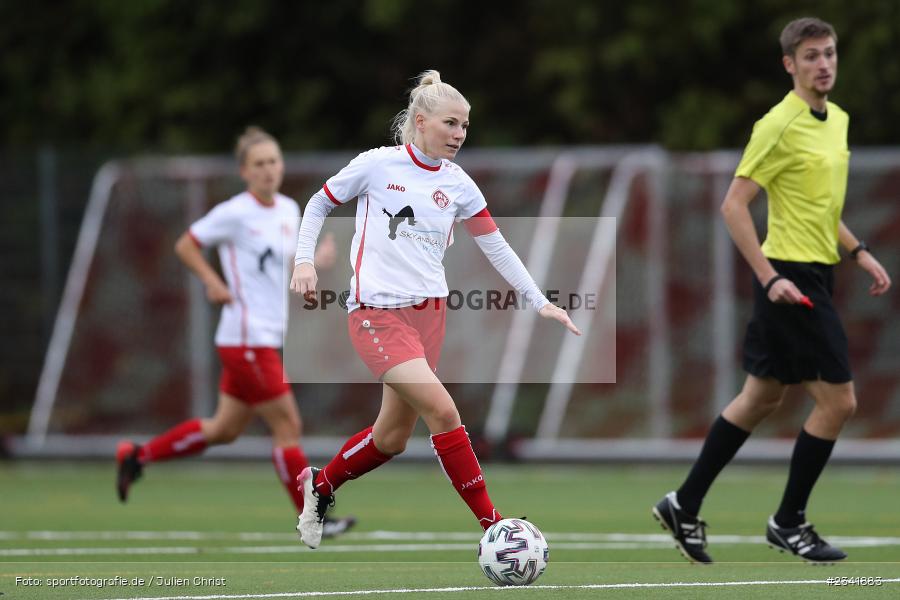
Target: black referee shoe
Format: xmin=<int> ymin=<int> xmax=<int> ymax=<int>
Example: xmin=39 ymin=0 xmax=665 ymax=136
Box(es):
xmin=652 ymin=491 xmax=713 ymax=564
xmin=766 ymin=517 xmax=847 ymax=563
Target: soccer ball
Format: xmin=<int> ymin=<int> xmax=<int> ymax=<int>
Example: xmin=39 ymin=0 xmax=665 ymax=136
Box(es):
xmin=478 ymin=518 xmax=549 ymax=586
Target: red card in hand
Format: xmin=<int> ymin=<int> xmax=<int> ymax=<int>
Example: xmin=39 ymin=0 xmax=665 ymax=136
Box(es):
xmin=800 ymin=296 xmax=814 ymax=309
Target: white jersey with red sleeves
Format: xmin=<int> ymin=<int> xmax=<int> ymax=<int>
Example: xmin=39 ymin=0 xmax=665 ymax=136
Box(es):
xmin=323 ymin=143 xmax=487 ymax=309
xmin=189 ymin=191 xmax=299 ymax=347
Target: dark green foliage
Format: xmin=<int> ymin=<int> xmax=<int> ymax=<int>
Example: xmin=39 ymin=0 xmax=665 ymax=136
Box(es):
xmin=2 ymin=0 xmax=898 ymax=151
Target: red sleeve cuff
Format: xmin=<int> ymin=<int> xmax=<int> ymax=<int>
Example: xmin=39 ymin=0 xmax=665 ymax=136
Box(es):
xmin=188 ymin=230 xmax=203 ymax=248
xmin=323 ymin=183 xmax=342 ymax=205
xmin=463 ymin=207 xmax=498 ymax=237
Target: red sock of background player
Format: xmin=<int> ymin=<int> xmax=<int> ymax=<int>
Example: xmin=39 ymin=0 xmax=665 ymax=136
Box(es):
xmin=138 ymin=419 xmax=207 ymax=462
xmin=431 ymin=425 xmax=502 ymax=530
xmin=273 ymin=446 xmax=309 ymax=512
xmin=313 ymin=426 xmax=392 ymax=495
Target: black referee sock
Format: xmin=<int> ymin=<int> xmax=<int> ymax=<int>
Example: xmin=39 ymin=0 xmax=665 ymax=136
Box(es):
xmin=773 ymin=428 xmax=835 ymax=528
xmin=676 ymin=415 xmax=750 ymax=516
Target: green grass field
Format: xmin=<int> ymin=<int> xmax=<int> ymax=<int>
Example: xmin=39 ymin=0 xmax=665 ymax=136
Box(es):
xmin=1 ymin=461 xmax=898 ymax=599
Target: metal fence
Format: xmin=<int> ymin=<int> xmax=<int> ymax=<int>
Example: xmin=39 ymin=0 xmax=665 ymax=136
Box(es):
xmin=11 ymin=146 xmax=900 ymax=462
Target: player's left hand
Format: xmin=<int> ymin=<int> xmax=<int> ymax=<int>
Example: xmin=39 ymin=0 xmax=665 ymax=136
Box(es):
xmin=539 ymin=303 xmax=581 ymax=335
xmin=856 ymin=251 xmax=891 ymax=296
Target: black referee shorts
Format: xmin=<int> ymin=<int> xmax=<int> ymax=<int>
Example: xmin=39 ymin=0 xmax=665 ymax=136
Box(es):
xmin=742 ymin=259 xmax=852 ymax=384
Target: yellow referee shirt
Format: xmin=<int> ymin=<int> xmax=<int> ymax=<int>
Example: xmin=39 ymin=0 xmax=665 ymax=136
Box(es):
xmin=735 ymin=91 xmax=849 ymax=264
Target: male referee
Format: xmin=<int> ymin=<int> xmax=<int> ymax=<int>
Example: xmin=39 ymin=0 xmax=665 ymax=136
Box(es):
xmin=652 ymin=17 xmax=891 ymax=564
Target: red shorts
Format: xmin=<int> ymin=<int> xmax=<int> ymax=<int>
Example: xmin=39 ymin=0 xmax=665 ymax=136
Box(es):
xmin=348 ymin=299 xmax=447 ymax=379
xmin=217 ymin=346 xmax=291 ymax=404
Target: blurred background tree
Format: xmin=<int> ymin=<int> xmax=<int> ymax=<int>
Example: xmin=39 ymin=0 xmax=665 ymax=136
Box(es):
xmin=2 ymin=0 xmax=898 ymax=153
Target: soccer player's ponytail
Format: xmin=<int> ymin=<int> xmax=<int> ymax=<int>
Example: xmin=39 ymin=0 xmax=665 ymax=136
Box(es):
xmin=391 ymin=70 xmax=470 ymax=146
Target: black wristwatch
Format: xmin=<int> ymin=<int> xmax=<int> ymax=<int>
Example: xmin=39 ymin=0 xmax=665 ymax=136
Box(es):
xmin=850 ymin=241 xmax=870 ymax=260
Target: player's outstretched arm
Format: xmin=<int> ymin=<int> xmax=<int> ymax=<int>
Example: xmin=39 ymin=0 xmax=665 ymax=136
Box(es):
xmin=539 ymin=303 xmax=581 ymax=335
xmin=464 ymin=212 xmax=580 ymax=335
xmin=174 ymin=231 xmax=232 ymax=304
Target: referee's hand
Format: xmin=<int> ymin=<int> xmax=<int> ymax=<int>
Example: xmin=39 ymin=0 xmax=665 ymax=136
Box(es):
xmin=767 ymin=278 xmax=806 ymax=305
xmin=855 ymin=252 xmax=891 ymax=296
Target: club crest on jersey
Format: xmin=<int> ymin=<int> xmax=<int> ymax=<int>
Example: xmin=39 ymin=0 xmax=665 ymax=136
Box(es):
xmin=432 ymin=189 xmax=451 ymax=210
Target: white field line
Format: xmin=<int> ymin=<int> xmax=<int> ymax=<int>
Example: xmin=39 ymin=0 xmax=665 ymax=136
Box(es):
xmin=4 ymin=530 xmax=900 ymax=546
xmin=81 ymin=579 xmax=900 ymax=600
xmin=0 ymin=542 xmax=672 ymax=557
xmin=4 ymin=531 xmax=900 ymax=556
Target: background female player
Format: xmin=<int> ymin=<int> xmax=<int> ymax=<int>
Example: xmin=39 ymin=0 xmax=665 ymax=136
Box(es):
xmin=117 ymin=127 xmax=355 ymax=538
xmin=290 ymin=70 xmax=581 ymax=549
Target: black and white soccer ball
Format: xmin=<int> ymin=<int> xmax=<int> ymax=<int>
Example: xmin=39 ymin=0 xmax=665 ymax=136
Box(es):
xmin=478 ymin=518 xmax=549 ymax=586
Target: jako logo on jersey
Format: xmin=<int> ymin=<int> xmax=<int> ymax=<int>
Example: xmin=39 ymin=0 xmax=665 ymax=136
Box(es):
xmin=460 ymin=474 xmax=484 ymax=490
xmin=432 ymin=189 xmax=451 ymax=210
xmin=386 ymin=183 xmax=406 ymax=192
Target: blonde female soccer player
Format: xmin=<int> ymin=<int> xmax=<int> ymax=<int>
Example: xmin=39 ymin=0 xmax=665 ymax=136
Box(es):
xmin=290 ymin=70 xmax=580 ymax=549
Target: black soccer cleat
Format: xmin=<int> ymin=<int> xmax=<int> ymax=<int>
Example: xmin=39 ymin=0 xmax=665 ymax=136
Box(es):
xmin=766 ymin=517 xmax=847 ymax=563
xmin=116 ymin=440 xmax=143 ymax=503
xmin=322 ymin=514 xmax=357 ymax=539
xmin=652 ymin=491 xmax=713 ymax=564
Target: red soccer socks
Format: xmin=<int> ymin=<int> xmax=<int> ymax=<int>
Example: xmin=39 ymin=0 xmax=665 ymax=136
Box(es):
xmin=139 ymin=418 xmax=207 ymax=462
xmin=314 ymin=426 xmax=392 ymax=495
xmin=273 ymin=445 xmax=310 ymax=512
xmin=431 ymin=425 xmax=501 ymax=530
